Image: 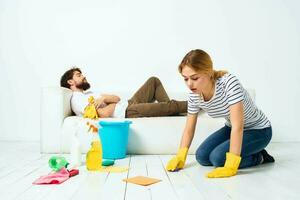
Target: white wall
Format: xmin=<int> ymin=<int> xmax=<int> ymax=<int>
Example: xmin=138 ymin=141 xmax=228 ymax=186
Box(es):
xmin=0 ymin=0 xmax=299 ymax=142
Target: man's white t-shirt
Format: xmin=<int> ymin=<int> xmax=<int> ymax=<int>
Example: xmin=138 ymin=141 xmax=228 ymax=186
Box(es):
xmin=71 ymin=90 xmax=128 ymax=118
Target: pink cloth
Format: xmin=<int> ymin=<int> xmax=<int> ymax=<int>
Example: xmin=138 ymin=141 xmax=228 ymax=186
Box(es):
xmin=68 ymin=169 xmax=79 ymax=177
xmin=33 ymin=168 xmax=70 ymax=185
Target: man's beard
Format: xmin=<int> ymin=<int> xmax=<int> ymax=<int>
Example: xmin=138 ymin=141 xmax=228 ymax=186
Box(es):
xmin=77 ymin=81 xmax=90 ymax=91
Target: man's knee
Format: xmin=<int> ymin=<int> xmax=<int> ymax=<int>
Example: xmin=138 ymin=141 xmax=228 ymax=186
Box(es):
xmin=148 ymin=76 xmax=160 ymax=84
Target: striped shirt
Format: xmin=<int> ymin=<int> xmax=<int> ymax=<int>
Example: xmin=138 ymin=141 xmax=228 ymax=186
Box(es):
xmin=188 ymin=73 xmax=271 ymax=130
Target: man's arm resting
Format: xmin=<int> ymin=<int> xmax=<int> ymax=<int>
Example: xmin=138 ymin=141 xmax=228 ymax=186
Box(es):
xmin=94 ymin=95 xmax=120 ymax=109
xmin=96 ymin=103 xmax=116 ymax=118
xmin=101 ymin=94 xmax=121 ymax=104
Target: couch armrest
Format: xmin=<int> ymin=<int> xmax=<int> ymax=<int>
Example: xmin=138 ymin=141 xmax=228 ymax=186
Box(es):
xmin=40 ymin=87 xmax=73 ymax=153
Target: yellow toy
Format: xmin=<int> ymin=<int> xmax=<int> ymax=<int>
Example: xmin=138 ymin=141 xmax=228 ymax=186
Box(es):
xmin=83 ymin=96 xmax=99 ymax=119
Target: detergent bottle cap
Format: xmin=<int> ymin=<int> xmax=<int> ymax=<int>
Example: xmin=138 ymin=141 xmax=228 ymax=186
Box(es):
xmin=91 ymin=140 xmax=101 ymax=149
xmin=48 ymin=156 xmax=69 ymax=171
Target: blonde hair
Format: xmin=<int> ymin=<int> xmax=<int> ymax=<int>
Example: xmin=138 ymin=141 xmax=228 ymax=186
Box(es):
xmin=178 ymin=49 xmax=227 ymax=81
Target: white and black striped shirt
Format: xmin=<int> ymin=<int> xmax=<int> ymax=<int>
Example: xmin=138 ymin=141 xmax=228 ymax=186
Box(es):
xmin=188 ymin=73 xmax=271 ymax=130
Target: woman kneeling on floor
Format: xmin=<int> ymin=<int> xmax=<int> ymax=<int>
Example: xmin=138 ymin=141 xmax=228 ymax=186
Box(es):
xmin=166 ymin=49 xmax=274 ymax=178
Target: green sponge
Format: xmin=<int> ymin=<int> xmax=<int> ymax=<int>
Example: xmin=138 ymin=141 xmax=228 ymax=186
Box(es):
xmin=102 ymin=159 xmax=115 ymax=166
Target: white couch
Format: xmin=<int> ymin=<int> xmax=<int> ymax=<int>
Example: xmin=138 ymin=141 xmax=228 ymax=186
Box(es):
xmin=40 ymin=87 xmax=255 ymax=154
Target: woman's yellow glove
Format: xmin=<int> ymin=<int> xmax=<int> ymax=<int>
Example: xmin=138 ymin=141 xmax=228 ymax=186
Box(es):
xmin=166 ymin=147 xmax=188 ymax=171
xmin=206 ymin=152 xmax=241 ymax=178
xmin=83 ymin=96 xmax=99 ymax=119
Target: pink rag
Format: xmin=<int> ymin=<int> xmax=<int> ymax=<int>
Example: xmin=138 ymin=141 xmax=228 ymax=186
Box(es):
xmin=33 ymin=168 xmax=70 ymax=184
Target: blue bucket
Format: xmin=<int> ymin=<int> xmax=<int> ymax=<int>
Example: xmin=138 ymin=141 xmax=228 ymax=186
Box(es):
xmin=98 ymin=120 xmax=132 ymax=159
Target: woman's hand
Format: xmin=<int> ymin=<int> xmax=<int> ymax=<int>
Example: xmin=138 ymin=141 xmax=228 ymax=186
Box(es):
xmin=166 ymin=148 xmax=188 ymax=171
xmin=167 ymin=114 xmax=198 ymax=171
xmin=206 ymin=152 xmax=241 ymax=178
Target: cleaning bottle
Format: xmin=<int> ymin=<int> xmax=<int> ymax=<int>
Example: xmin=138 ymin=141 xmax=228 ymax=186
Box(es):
xmin=70 ymin=121 xmax=83 ymax=168
xmin=86 ymin=122 xmax=102 ymax=170
xmin=49 ymin=156 xmax=69 ymax=171
xmin=86 ymin=140 xmax=103 ymax=170
xmin=70 ymin=134 xmax=81 ymax=167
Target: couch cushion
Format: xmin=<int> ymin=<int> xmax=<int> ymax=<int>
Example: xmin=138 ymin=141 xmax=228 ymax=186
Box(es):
xmin=61 ymin=113 xmax=225 ymax=154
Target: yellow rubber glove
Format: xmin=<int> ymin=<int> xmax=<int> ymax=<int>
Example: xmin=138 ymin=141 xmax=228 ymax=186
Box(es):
xmin=166 ymin=147 xmax=188 ymax=171
xmin=206 ymin=152 xmax=241 ymax=178
xmin=83 ymin=96 xmax=99 ymax=119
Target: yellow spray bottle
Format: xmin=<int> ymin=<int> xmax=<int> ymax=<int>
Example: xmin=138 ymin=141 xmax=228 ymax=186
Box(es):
xmin=86 ymin=122 xmax=102 ymax=171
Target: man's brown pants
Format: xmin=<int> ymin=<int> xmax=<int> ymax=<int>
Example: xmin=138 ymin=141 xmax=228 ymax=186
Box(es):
xmin=125 ymin=77 xmax=187 ymax=118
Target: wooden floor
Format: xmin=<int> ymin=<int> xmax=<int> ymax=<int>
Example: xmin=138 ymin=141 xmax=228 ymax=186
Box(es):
xmin=0 ymin=142 xmax=299 ymax=200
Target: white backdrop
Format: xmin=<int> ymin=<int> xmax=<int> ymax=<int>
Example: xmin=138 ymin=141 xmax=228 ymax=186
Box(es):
xmin=0 ymin=0 xmax=299 ymax=141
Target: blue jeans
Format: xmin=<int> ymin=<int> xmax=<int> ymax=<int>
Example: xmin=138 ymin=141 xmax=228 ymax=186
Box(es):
xmin=195 ymin=126 xmax=272 ymax=168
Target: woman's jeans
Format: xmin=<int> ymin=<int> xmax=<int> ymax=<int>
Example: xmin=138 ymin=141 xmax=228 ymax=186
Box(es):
xmin=195 ymin=126 xmax=272 ymax=168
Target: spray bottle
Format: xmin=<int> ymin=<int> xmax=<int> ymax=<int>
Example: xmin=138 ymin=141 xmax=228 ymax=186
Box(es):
xmin=70 ymin=122 xmax=82 ymax=168
xmin=86 ymin=122 xmax=103 ymax=170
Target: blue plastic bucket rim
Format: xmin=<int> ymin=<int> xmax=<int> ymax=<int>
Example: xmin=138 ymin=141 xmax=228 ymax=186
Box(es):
xmin=99 ymin=120 xmax=132 ymax=126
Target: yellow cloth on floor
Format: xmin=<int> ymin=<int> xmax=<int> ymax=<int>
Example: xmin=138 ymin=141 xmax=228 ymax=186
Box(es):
xmin=166 ymin=147 xmax=188 ymax=171
xmin=83 ymin=96 xmax=99 ymax=119
xmin=206 ymin=152 xmax=241 ymax=178
xmin=123 ymin=176 xmax=161 ymax=186
xmin=98 ymin=166 xmax=129 ymax=173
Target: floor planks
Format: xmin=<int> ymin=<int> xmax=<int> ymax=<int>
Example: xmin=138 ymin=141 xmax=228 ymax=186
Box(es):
xmin=0 ymin=142 xmax=299 ymax=200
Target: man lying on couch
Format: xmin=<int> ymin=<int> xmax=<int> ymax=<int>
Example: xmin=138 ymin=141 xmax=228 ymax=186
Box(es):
xmin=60 ymin=67 xmax=187 ymax=118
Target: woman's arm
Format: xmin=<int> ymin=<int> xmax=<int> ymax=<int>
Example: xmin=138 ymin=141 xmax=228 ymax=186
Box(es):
xmin=96 ymin=103 xmax=117 ymax=118
xmin=229 ymin=101 xmax=244 ymax=155
xmin=180 ymin=113 xmax=198 ymax=148
xmin=166 ymin=113 xmax=198 ymax=171
xmin=206 ymin=101 xmax=244 ymax=178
